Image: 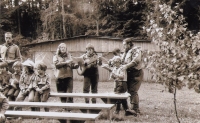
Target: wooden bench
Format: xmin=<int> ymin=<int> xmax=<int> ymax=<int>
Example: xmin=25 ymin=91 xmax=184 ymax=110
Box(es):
xmin=8 ymin=102 xmax=115 ymax=120
xmin=5 ymin=111 xmax=100 ymax=123
xmin=50 ymin=92 xmax=130 ymax=104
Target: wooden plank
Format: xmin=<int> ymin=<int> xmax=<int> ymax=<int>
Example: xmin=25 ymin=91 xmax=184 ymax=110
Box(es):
xmin=8 ymin=102 xmax=114 ymax=110
xmin=5 ymin=111 xmax=100 ymax=121
xmin=50 ymin=92 xmax=130 ymax=99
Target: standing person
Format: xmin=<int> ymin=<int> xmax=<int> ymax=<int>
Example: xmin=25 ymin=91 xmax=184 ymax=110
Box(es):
xmin=53 ymin=43 xmax=78 ymax=105
xmin=110 ymin=56 xmax=137 ymax=116
xmin=15 ymin=59 xmax=35 ymax=111
xmin=7 ymin=61 xmax=22 ymax=101
xmin=0 ymin=32 xmax=22 ymax=73
xmin=0 ymin=92 xmax=9 ymax=123
xmin=0 ymin=62 xmax=12 ymax=97
xmin=121 ymin=38 xmax=144 ymax=114
xmin=33 ymin=61 xmax=50 ymax=112
xmin=80 ymin=43 xmax=102 ymax=104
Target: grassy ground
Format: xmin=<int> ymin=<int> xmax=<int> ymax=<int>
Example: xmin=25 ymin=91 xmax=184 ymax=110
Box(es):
xmin=6 ymin=81 xmax=200 ymax=123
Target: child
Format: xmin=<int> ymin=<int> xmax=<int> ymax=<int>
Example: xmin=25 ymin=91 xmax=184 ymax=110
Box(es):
xmin=0 ymin=62 xmax=12 ymax=97
xmin=0 ymin=92 xmax=9 ymax=123
xmin=15 ymin=59 xmax=35 ymax=111
xmin=110 ymin=56 xmax=137 ymax=116
xmin=33 ymin=61 xmax=50 ymax=112
xmin=7 ymin=61 xmax=22 ymax=101
xmin=80 ymin=43 xmax=102 ymax=104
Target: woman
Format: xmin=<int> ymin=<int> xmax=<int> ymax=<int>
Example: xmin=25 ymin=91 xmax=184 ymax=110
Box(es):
xmin=53 ymin=43 xmax=78 ymax=105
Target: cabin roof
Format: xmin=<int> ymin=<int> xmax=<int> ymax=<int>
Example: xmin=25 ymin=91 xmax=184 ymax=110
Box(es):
xmin=22 ymin=35 xmax=151 ymax=47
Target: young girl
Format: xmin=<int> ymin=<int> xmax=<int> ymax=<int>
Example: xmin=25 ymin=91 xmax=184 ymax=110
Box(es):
xmin=111 ymin=56 xmax=137 ymax=116
xmin=80 ymin=43 xmax=102 ymax=104
xmin=7 ymin=61 xmax=22 ymax=101
xmin=33 ymin=61 xmax=50 ymax=112
xmin=15 ymin=59 xmax=35 ymax=111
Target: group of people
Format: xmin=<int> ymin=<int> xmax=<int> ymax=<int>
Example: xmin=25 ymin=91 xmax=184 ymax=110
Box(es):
xmin=53 ymin=38 xmax=144 ymax=116
xmin=0 ymin=32 xmax=144 ymax=122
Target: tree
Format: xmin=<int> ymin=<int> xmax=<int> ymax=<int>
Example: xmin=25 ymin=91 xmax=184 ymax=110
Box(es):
xmin=144 ymin=0 xmax=200 ymax=122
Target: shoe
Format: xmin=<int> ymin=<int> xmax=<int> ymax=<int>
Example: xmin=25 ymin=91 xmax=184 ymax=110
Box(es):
xmin=125 ymin=109 xmax=137 ymax=116
xmin=114 ymin=110 xmax=120 ymax=114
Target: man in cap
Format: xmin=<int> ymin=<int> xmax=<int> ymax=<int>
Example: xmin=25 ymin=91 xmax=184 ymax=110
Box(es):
xmin=0 ymin=32 xmax=22 ymax=73
xmin=121 ymin=38 xmax=144 ymax=114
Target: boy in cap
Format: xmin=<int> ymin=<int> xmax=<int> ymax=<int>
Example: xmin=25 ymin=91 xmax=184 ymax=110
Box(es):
xmin=7 ymin=61 xmax=22 ymax=101
xmin=0 ymin=62 xmax=12 ymax=97
xmin=33 ymin=61 xmax=50 ymax=112
xmin=80 ymin=43 xmax=102 ymax=104
xmin=15 ymin=59 xmax=35 ymax=111
xmin=110 ymin=56 xmax=137 ymax=116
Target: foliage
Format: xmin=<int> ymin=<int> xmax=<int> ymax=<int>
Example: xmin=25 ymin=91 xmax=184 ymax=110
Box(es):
xmin=144 ymin=1 xmax=200 ymax=91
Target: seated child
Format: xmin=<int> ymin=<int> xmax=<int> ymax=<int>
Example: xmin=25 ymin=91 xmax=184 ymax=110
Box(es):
xmin=0 ymin=62 xmax=12 ymax=97
xmin=15 ymin=59 xmax=35 ymax=111
xmin=110 ymin=56 xmax=137 ymax=116
xmin=7 ymin=61 xmax=22 ymax=101
xmin=33 ymin=61 xmax=50 ymax=112
xmin=0 ymin=92 xmax=9 ymax=123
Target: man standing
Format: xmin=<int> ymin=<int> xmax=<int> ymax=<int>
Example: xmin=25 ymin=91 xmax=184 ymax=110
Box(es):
xmin=121 ymin=38 xmax=144 ymax=114
xmin=0 ymin=32 xmax=22 ymax=73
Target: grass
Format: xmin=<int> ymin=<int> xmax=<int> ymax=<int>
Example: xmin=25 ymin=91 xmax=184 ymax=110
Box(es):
xmin=6 ymin=81 xmax=200 ymax=123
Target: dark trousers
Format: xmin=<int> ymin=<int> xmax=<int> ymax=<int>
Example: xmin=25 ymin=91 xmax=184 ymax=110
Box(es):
xmin=127 ymin=69 xmax=143 ymax=110
xmin=83 ymin=74 xmax=99 ymax=103
xmin=116 ymin=99 xmax=128 ymax=111
xmin=56 ymin=77 xmax=73 ymax=103
xmin=34 ymin=84 xmax=50 ymax=111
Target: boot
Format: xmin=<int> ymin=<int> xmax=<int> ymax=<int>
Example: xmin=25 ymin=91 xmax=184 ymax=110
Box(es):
xmin=114 ymin=103 xmax=120 ymax=114
xmin=131 ymin=103 xmax=140 ymax=114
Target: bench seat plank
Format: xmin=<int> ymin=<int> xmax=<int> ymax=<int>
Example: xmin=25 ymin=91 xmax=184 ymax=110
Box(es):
xmin=5 ymin=111 xmax=100 ymax=121
xmin=9 ymin=102 xmax=114 ymax=110
xmin=50 ymin=92 xmax=130 ymax=99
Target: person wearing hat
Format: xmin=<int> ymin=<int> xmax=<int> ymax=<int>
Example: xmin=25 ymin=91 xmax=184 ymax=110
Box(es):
xmin=7 ymin=61 xmax=22 ymax=101
xmin=0 ymin=92 xmax=9 ymax=123
xmin=15 ymin=59 xmax=35 ymax=111
xmin=79 ymin=43 xmax=102 ymax=104
xmin=121 ymin=38 xmax=144 ymax=114
xmin=0 ymin=62 xmax=12 ymax=97
xmin=0 ymin=32 xmax=22 ymax=73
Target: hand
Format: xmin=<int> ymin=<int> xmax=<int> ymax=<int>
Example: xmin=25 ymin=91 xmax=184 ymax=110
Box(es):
xmin=0 ymin=114 xmax=5 ymax=122
xmin=22 ymin=89 xmax=28 ymax=95
xmin=121 ymin=65 xmax=128 ymax=70
xmin=36 ymin=88 xmax=43 ymax=94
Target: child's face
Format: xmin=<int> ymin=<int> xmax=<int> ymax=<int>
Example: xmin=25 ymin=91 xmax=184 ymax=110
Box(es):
xmin=13 ymin=66 xmax=21 ymax=73
xmin=0 ymin=67 xmax=6 ymax=74
xmin=114 ymin=61 xmax=121 ymax=67
xmin=86 ymin=48 xmax=94 ymax=55
xmin=36 ymin=68 xmax=45 ymax=76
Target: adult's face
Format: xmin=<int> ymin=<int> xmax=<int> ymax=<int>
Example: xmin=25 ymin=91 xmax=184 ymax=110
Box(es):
xmin=123 ymin=41 xmax=131 ymax=52
xmin=59 ymin=44 xmax=67 ymax=53
xmin=5 ymin=34 xmax=13 ymax=45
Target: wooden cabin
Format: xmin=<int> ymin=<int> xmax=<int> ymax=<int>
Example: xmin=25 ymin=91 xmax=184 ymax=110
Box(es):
xmin=24 ymin=35 xmax=159 ymax=82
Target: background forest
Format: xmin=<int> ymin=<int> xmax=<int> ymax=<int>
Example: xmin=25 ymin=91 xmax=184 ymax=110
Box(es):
xmin=0 ymin=0 xmax=200 ymax=44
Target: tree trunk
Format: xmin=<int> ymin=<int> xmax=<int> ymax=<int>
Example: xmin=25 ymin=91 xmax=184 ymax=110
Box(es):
xmin=96 ymin=19 xmax=99 ymax=36
xmin=174 ymin=83 xmax=180 ymax=123
xmin=62 ymin=0 xmax=66 ymax=38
